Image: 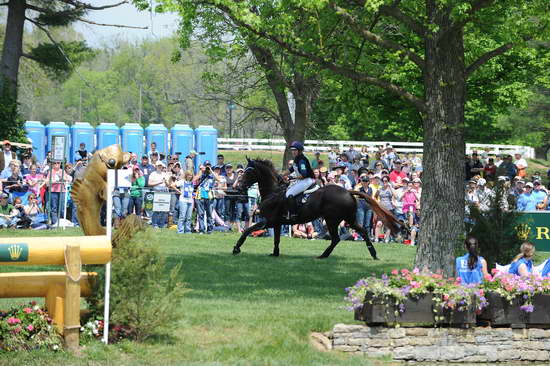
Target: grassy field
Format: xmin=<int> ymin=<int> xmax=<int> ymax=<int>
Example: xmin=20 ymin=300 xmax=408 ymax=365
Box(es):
xmin=0 ymin=228 xmax=415 ymax=365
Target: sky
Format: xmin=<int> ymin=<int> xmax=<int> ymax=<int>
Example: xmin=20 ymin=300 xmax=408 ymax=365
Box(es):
xmin=73 ymin=1 xmax=179 ymax=47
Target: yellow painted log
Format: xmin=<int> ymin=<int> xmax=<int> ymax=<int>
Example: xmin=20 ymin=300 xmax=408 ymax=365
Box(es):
xmin=0 ymin=235 xmax=111 ymax=265
xmin=0 ymin=272 xmax=95 ymax=297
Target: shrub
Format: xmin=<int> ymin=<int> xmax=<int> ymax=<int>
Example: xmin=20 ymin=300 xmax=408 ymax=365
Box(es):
xmin=466 ymin=182 xmax=523 ymax=269
xmin=86 ymin=229 xmax=187 ymax=342
xmin=0 ymin=302 xmax=62 ymax=351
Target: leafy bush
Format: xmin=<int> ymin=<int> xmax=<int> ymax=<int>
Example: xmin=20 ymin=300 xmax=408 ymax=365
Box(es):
xmin=467 ymin=183 xmax=523 ymax=269
xmin=0 ymin=302 xmax=62 ymax=351
xmin=86 ymin=229 xmax=187 ymax=342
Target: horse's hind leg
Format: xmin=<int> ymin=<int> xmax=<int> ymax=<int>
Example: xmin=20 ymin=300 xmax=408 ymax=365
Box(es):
xmin=318 ymin=221 xmax=341 ymax=259
xmin=350 ymin=223 xmax=378 ymax=260
xmin=270 ymin=225 xmax=281 ymax=257
xmin=232 ymin=221 xmax=266 ymax=255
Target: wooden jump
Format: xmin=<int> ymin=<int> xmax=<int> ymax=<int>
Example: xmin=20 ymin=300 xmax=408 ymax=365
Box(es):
xmin=0 ymin=236 xmax=112 ymax=351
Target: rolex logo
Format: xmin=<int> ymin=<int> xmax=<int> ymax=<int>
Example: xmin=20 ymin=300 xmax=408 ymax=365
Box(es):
xmin=8 ymin=244 xmax=22 ymax=260
xmin=515 ymin=223 xmax=531 ymax=241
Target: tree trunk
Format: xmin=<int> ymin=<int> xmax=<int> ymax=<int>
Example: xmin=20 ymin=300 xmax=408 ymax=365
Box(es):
xmin=534 ymin=145 xmax=549 ymax=160
xmin=0 ymin=0 xmax=26 ymax=99
xmin=249 ymin=44 xmax=318 ymax=169
xmin=414 ymin=10 xmax=466 ymax=276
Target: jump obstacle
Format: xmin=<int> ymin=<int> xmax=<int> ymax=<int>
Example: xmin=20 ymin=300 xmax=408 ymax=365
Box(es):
xmin=0 ymin=236 xmax=111 ymax=351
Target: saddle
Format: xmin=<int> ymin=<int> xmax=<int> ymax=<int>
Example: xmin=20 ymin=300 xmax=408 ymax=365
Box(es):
xmin=295 ymin=183 xmax=320 ymax=205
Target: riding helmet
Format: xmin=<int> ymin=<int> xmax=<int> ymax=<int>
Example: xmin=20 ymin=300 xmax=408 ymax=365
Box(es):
xmin=290 ymin=141 xmax=304 ymax=151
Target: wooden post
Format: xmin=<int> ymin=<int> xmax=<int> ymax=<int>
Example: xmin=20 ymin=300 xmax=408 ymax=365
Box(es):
xmin=64 ymin=244 xmax=81 ymax=351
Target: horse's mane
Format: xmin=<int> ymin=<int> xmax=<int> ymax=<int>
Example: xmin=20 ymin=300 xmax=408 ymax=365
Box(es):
xmin=253 ymin=158 xmax=283 ymax=182
xmin=252 ymin=158 xmax=287 ymax=196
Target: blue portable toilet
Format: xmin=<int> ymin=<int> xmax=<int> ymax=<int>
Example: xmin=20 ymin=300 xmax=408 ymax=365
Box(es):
xmin=121 ymin=123 xmax=144 ymax=157
xmin=170 ymin=124 xmax=194 ymax=162
xmin=46 ymin=121 xmax=70 ymax=161
xmin=194 ymin=125 xmax=218 ymax=169
xmin=24 ymin=121 xmax=46 ymax=162
xmin=96 ymin=123 xmax=119 ymax=150
xmin=70 ymin=122 xmax=95 ymax=162
xmin=145 ymin=124 xmax=168 ymax=159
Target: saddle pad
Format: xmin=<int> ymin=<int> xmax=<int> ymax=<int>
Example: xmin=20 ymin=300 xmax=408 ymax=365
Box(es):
xmin=304 ymin=184 xmax=320 ymax=195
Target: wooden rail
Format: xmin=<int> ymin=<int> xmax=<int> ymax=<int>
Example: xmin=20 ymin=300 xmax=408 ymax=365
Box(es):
xmin=0 ymin=236 xmax=111 ymax=351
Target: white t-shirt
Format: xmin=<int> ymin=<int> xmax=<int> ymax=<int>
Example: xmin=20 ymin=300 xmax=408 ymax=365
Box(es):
xmin=515 ymin=158 xmax=528 ymax=168
xmin=148 ymin=171 xmax=166 ymax=190
xmin=4 ymin=150 xmax=13 ymax=168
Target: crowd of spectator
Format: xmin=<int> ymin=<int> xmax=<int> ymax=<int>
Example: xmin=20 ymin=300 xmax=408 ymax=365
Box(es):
xmin=464 ymin=150 xmax=548 ymax=214
xmin=0 ymin=138 xmax=548 ymax=244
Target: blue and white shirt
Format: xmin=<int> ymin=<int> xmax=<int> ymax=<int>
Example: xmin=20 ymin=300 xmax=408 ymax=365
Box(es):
xmin=456 ymin=253 xmax=485 ymax=285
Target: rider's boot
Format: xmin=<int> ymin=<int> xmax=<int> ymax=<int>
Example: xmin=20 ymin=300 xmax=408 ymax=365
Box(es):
xmin=286 ymin=195 xmax=299 ymax=221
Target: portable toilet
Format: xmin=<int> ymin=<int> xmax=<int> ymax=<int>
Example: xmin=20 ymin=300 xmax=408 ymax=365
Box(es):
xmin=194 ymin=125 xmax=218 ymax=169
xmin=24 ymin=121 xmax=46 ymax=162
xmin=121 ymin=123 xmax=144 ymax=157
xmin=46 ymin=121 xmax=70 ymax=161
xmin=170 ymin=124 xmax=194 ymax=162
xmin=96 ymin=122 xmax=119 ymax=150
xmin=145 ymin=124 xmax=168 ymax=159
xmin=70 ymin=122 xmax=95 ymax=162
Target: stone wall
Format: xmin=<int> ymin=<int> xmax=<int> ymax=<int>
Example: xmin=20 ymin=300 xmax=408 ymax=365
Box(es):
xmin=330 ymin=324 xmax=550 ymax=362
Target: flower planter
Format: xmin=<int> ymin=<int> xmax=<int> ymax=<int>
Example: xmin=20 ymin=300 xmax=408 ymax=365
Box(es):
xmin=479 ymin=292 xmax=550 ymax=327
xmin=355 ymin=292 xmax=476 ymax=327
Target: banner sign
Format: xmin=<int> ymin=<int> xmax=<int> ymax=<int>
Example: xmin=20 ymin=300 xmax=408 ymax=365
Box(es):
xmin=143 ymin=192 xmax=154 ymax=212
xmin=0 ymin=243 xmax=29 ymax=262
xmin=52 ymin=136 xmax=66 ymax=162
xmin=517 ymin=212 xmax=550 ymax=251
xmin=153 ymin=192 xmax=171 ymax=212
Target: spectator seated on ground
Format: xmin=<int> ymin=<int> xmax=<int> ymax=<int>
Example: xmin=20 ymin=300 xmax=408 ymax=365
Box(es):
xmin=292 ymin=223 xmax=317 ymax=239
xmin=508 ymin=242 xmax=535 ymax=276
xmin=0 ymin=193 xmax=17 ymax=228
xmin=455 ymin=236 xmax=489 ymax=285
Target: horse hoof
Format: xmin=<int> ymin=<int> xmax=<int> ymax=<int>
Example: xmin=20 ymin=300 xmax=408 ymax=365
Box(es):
xmin=373 ymin=257 xmax=380 ymax=260
xmin=316 ymin=255 xmax=327 ymax=259
xmin=232 ymin=247 xmax=241 ymax=255
xmin=269 ymin=253 xmax=279 ymax=257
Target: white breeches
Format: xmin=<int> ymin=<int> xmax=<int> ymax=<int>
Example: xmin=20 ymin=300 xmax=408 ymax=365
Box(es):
xmin=286 ymin=178 xmax=315 ymax=197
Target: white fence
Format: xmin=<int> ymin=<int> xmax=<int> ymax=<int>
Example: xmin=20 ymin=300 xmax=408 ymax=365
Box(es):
xmin=218 ymin=138 xmax=535 ymax=158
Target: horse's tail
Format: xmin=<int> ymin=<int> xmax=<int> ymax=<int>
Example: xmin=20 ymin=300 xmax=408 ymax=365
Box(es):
xmin=349 ymin=190 xmax=401 ymax=235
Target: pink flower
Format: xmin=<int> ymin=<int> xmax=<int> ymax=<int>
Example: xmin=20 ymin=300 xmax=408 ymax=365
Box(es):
xmin=391 ymin=269 xmax=399 ymax=275
xmin=23 ymin=307 xmax=32 ymax=314
xmin=443 ymin=294 xmax=450 ymax=301
xmin=401 ymin=269 xmax=409 ymax=276
xmin=410 ymin=281 xmax=421 ymax=288
xmin=13 ymin=326 xmax=21 ymax=333
xmin=412 ymin=267 xmax=420 ymax=274
xmin=7 ymin=317 xmax=21 ymax=325
xmin=26 ymin=325 xmax=34 ymax=332
xmin=30 ymin=301 xmax=37 ymax=306
xmin=484 ymin=274 xmax=492 ymax=281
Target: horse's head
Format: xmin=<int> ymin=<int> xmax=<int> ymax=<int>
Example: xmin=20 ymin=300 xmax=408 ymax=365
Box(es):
xmin=238 ymin=157 xmax=259 ymax=192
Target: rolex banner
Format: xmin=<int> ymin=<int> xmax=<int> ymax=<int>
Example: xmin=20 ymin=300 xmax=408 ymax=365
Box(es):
xmin=517 ymin=212 xmax=550 ymax=252
xmin=0 ymin=243 xmax=29 ymax=262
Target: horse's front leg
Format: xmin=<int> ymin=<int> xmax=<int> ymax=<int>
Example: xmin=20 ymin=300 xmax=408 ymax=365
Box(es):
xmin=232 ymin=222 xmax=266 ymax=255
xmin=270 ymin=225 xmax=281 ymax=257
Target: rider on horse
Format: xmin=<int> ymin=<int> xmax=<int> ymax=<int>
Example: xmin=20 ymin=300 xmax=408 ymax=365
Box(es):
xmin=286 ymin=141 xmax=315 ymax=220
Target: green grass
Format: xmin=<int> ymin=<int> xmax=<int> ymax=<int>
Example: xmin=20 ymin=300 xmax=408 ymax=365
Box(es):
xmin=0 ymin=228 xmax=413 ymax=365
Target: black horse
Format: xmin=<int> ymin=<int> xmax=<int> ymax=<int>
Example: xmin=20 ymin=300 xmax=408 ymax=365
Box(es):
xmin=232 ymin=158 xmax=401 ymax=259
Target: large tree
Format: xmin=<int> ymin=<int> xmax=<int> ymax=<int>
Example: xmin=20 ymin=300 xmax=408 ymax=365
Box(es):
xmin=160 ymin=1 xmax=323 ymax=167
xmin=167 ymin=0 xmax=549 ymax=274
xmin=0 ymin=0 xmax=143 ymax=140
